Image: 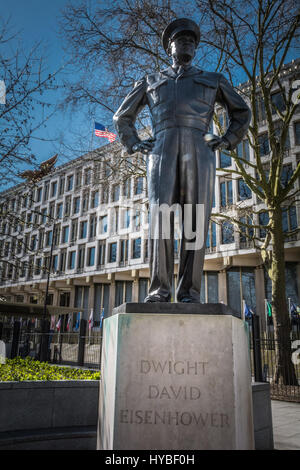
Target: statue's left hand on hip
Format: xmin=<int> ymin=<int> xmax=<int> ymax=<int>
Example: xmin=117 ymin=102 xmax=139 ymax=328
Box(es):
xmin=204 ymin=134 xmax=230 ymax=152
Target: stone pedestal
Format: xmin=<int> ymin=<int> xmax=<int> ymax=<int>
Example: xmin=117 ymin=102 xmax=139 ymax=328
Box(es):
xmin=97 ymin=304 xmax=254 ymax=450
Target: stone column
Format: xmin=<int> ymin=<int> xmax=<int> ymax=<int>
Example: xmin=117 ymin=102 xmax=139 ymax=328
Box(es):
xmin=218 ymin=270 xmax=227 ymax=304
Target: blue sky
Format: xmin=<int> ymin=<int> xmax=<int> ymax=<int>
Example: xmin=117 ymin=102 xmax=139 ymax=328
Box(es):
xmin=2 ymin=0 xmax=111 ymax=190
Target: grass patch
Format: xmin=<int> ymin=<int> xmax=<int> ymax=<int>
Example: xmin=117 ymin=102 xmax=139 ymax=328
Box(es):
xmin=0 ymin=357 xmax=100 ymax=382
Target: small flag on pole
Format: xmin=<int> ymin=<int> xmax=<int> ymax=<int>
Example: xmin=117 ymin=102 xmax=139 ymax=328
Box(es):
xmin=100 ymin=308 xmax=105 ymax=329
xmin=56 ymin=317 xmax=61 ymax=331
xmin=50 ymin=315 xmax=56 ymax=330
xmin=66 ymin=315 xmax=72 ymax=332
xmin=74 ymin=312 xmax=81 ymax=331
xmin=244 ymin=303 xmax=253 ymax=319
xmin=290 ymin=301 xmax=299 ymax=318
xmin=89 ymin=309 xmax=94 ymax=331
xmin=94 ymin=122 xmax=117 ymax=143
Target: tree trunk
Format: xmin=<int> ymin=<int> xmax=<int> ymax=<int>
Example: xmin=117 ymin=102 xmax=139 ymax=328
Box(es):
xmin=271 ymin=207 xmax=298 ymax=386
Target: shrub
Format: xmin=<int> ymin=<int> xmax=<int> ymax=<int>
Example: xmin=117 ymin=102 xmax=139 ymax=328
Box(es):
xmin=0 ymin=357 xmax=100 ymax=382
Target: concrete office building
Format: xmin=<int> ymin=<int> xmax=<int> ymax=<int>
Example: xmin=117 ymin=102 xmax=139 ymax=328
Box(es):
xmin=0 ymin=60 xmax=299 ymax=329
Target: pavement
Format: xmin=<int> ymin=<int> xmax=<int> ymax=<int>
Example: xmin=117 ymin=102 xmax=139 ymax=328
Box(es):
xmin=272 ymin=400 xmax=300 ymax=450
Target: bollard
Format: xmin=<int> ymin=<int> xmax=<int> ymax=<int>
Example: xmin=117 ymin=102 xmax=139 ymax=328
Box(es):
xmin=252 ymin=314 xmax=264 ymax=382
xmin=11 ymin=320 xmax=21 ymax=358
xmin=78 ymin=319 xmax=87 ymax=366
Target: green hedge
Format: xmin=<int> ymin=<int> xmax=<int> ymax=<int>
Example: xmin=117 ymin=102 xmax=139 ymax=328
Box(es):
xmin=0 ymin=357 xmax=100 ymax=382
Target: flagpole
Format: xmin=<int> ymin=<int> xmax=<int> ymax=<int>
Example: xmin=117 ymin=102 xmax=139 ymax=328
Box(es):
xmin=288 ymin=297 xmax=291 ymax=321
xmin=264 ymin=299 xmax=268 ymax=335
xmin=242 ymin=299 xmax=245 ymax=322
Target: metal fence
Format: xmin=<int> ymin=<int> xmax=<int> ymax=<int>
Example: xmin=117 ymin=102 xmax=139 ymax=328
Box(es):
xmin=1 ymin=315 xmax=300 ymax=402
xmin=248 ymin=315 xmax=300 ymax=403
xmin=0 ymin=318 xmax=102 ymax=370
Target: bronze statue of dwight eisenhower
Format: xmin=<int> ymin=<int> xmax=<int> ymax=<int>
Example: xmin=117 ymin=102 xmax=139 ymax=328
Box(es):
xmin=113 ymin=18 xmax=251 ymax=303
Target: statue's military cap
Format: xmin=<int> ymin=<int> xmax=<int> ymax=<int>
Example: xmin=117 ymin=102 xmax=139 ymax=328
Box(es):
xmin=162 ymin=18 xmax=200 ymax=53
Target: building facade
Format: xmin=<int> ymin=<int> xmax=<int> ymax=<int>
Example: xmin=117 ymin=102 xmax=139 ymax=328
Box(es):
xmin=0 ymin=61 xmax=300 ymax=330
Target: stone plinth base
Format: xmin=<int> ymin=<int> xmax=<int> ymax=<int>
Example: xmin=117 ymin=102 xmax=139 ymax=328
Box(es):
xmin=97 ymin=304 xmax=254 ymax=450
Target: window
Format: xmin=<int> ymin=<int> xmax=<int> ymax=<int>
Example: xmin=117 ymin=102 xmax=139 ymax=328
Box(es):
xmin=239 ymin=216 xmax=254 ymax=244
xmin=59 ymin=250 xmax=67 ymax=272
xmin=43 ymin=183 xmax=49 ymax=201
xmin=282 ymin=206 xmax=297 ymax=233
xmin=255 ymin=94 xmax=266 ymax=122
xmin=259 ymin=211 xmax=269 ymax=238
xmin=227 ymin=267 xmax=256 ymax=315
xmin=87 ymin=246 xmax=95 ymax=266
xmin=89 ymin=215 xmax=97 ymax=238
xmin=207 ymin=272 xmax=219 ymax=303
xmin=258 ymin=133 xmax=270 ymax=156
xmin=222 ymin=222 xmax=234 ymax=244
xmin=220 ymin=180 xmax=233 ymax=207
xmin=36 ymin=187 xmax=42 ymax=202
xmin=82 ymin=192 xmax=89 ymax=212
xmin=67 ymin=174 xmax=74 ymax=191
xmin=280 ymin=164 xmax=293 ymax=188
xmin=64 ymin=196 xmax=71 ymax=216
xmin=71 ymin=220 xmax=78 ymax=241
xmin=138 ymin=278 xmax=149 ymax=302
xmin=115 ymin=281 xmax=132 ymax=306
xmin=123 ymin=209 xmax=130 ymax=229
xmin=294 ymin=121 xmax=300 ymax=146
xmin=51 ymin=181 xmax=57 ymax=198
xmin=75 ymin=170 xmax=82 ymax=189
xmin=79 ymin=221 xmax=88 ymax=239
xmin=59 ymin=177 xmax=65 ymax=195
xmin=134 ymin=177 xmax=144 ymax=195
xmin=62 ymin=226 xmax=69 ymax=244
xmin=109 ymin=242 xmax=117 ymax=262
xmin=34 ymin=258 xmax=41 ymax=275
xmin=53 ymin=224 xmax=60 ymax=247
xmin=238 ymin=179 xmax=252 ymax=200
xmin=220 ymin=151 xmax=231 ymax=168
xmin=134 ymin=210 xmax=140 ymax=231
xmin=112 ymin=185 xmax=120 ymax=202
xmin=52 ymin=254 xmax=58 ymax=271
xmin=30 ymin=235 xmax=37 ymax=251
xmin=132 ymin=238 xmax=141 ymax=258
xmin=77 ymin=245 xmax=85 ymax=269
xmin=100 ymin=215 xmax=108 ymax=234
xmin=271 ymin=91 xmax=286 ymax=113
xmin=206 ymin=221 xmax=217 ymax=249
xmin=123 ymin=179 xmax=131 ymax=198
xmin=236 ymin=139 xmax=250 ymax=161
xmin=57 ymin=203 xmax=63 ymax=218
xmin=91 ymin=191 xmax=99 ymax=208
xmin=41 ymin=208 xmax=47 ymax=224
xmin=73 ymin=197 xmax=80 ymax=214
xmin=102 ymin=186 xmax=109 ymax=204
xmin=46 ymin=230 xmax=53 ymax=247
xmin=84 ymin=168 xmax=92 ymax=185
xmin=98 ymin=241 xmax=106 ymax=265
xmin=120 ymin=239 xmax=128 ymax=263
xmin=69 ymin=251 xmax=76 ymax=269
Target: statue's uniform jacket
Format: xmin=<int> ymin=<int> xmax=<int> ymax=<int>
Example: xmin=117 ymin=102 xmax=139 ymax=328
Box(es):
xmin=114 ymin=66 xmax=251 ymax=301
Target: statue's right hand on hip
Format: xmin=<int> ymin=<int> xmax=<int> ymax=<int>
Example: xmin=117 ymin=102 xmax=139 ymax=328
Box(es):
xmin=131 ymin=139 xmax=155 ymax=155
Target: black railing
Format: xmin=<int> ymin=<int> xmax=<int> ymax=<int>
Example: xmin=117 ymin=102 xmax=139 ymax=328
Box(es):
xmin=248 ymin=314 xmax=300 ymax=402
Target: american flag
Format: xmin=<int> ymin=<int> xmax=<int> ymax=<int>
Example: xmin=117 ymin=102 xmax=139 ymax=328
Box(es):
xmin=94 ymin=122 xmax=116 ymax=143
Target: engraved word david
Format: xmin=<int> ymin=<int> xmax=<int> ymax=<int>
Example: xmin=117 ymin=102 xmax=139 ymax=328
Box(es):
xmin=113 ymin=18 xmax=251 ymax=304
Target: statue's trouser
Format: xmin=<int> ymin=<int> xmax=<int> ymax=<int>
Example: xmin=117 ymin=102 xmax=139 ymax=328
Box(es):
xmin=147 ymin=127 xmax=216 ymax=302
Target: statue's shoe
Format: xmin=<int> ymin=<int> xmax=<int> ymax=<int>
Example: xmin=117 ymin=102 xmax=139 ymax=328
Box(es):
xmin=179 ymin=296 xmax=193 ymax=303
xmin=144 ymin=294 xmax=170 ymax=303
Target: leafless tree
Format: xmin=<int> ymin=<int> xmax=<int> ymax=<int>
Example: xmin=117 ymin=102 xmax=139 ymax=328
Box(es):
xmin=0 ymin=18 xmax=60 ymax=186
